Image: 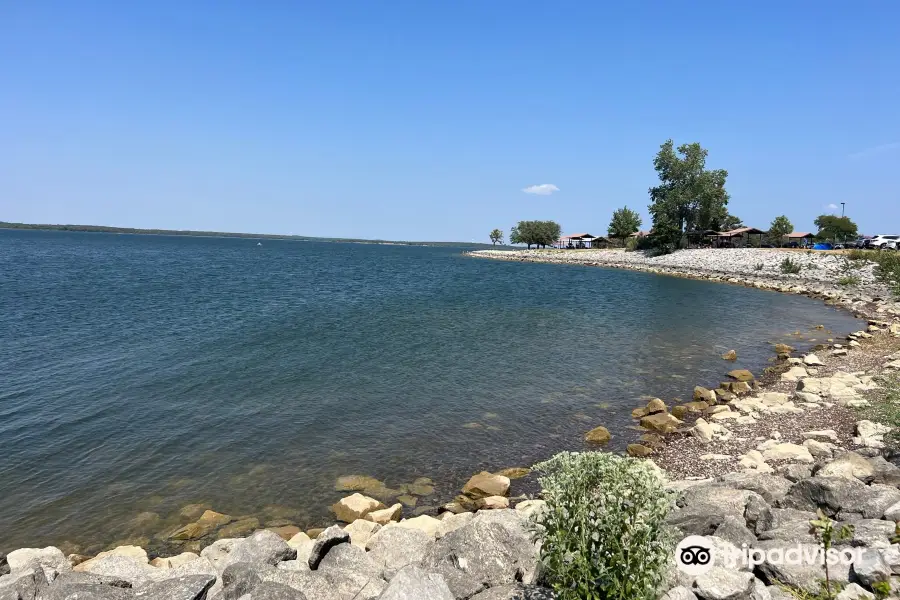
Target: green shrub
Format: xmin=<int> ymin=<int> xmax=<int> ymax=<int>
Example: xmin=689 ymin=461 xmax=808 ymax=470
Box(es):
xmin=874 ymin=251 xmax=900 ymax=298
xmin=780 ymin=257 xmax=802 ymax=274
xmin=625 ymin=237 xmax=639 ymax=252
xmin=532 ymin=452 xmax=675 ymax=600
xmin=838 ymin=275 xmax=860 ymax=286
xmin=846 ymin=249 xmax=876 ymax=261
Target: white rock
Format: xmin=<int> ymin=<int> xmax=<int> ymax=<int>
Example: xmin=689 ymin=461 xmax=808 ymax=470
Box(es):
xmin=395 ymin=515 xmax=442 ymax=538
xmin=801 ymin=430 xmax=838 ymax=443
xmin=803 ymin=354 xmax=825 ymax=366
xmin=802 ymin=439 xmax=834 ymax=459
xmin=344 ymin=519 xmax=382 ymax=548
xmin=761 ymin=443 xmax=814 ymax=463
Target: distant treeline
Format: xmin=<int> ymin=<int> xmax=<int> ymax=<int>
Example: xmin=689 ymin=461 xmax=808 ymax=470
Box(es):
xmin=0 ymin=221 xmax=503 ymax=249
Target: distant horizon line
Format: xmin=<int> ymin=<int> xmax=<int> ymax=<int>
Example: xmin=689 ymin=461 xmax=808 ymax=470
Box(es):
xmin=0 ymin=220 xmax=506 ymax=248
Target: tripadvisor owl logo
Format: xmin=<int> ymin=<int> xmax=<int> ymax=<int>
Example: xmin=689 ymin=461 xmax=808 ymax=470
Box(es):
xmin=675 ymin=536 xmax=714 ymax=576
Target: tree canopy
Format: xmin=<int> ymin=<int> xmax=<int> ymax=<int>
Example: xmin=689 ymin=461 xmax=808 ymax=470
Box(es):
xmin=510 ymin=220 xmax=562 ymax=249
xmin=718 ymin=213 xmax=743 ymax=232
xmin=608 ymin=207 xmax=642 ymax=242
xmin=768 ymin=215 xmax=793 ymax=241
xmin=489 ymin=228 xmax=504 ymax=245
xmin=814 ymin=215 xmax=858 ymax=242
xmin=647 ymin=140 xmax=730 ymax=247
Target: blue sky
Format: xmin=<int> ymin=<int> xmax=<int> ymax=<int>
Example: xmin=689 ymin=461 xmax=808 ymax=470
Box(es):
xmin=1 ymin=1 xmax=898 ymax=241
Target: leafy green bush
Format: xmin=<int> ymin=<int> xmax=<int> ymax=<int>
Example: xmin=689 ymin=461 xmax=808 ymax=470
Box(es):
xmin=532 ymin=452 xmax=675 ymax=600
xmin=625 ymin=237 xmax=639 ymax=252
xmin=846 ymin=249 xmax=876 ymax=261
xmin=780 ymin=257 xmax=802 ymax=274
xmin=838 ymin=275 xmax=859 ymax=286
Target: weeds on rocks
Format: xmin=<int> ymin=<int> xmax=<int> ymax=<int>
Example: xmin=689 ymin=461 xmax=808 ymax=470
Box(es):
xmin=754 ymin=262 xmax=765 ymax=271
xmin=781 ymin=257 xmax=803 ymax=274
xmin=838 ymin=275 xmax=860 ymax=286
xmin=531 ymin=452 xmax=674 ymax=600
xmin=809 ymin=509 xmax=854 ymax=599
xmin=873 ymin=251 xmax=900 ymax=298
xmin=843 ymin=250 xmax=900 ymax=298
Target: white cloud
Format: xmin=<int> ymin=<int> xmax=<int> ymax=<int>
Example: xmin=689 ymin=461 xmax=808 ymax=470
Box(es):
xmin=826 ymin=203 xmax=838 ymax=210
xmin=522 ymin=184 xmax=559 ymax=195
xmin=848 ymin=141 xmax=900 ymax=160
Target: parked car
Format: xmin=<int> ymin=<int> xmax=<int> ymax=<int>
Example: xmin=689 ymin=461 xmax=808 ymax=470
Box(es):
xmin=813 ymin=242 xmax=833 ymax=250
xmin=869 ymin=235 xmax=900 ymax=250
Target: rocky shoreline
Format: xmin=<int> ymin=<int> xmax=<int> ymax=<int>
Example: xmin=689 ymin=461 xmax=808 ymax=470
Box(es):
xmin=4 ymin=248 xmax=900 ymax=599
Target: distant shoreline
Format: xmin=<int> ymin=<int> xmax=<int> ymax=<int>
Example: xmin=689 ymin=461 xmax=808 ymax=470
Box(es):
xmin=0 ymin=221 xmax=507 ymax=249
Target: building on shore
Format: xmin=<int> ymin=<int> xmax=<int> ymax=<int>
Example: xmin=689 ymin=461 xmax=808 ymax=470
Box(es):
xmin=557 ymin=233 xmax=611 ymax=249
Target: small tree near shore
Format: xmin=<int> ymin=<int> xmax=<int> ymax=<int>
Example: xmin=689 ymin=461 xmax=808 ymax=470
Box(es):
xmin=489 ymin=229 xmax=504 ymax=245
xmin=510 ymin=220 xmax=562 ymax=249
xmin=814 ymin=214 xmax=858 ymax=243
xmin=608 ymin=207 xmax=642 ymax=246
xmin=768 ymin=215 xmax=793 ymax=246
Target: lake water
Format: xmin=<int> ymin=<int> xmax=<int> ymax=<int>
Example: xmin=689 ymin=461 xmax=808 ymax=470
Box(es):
xmin=0 ymin=230 xmax=861 ymax=554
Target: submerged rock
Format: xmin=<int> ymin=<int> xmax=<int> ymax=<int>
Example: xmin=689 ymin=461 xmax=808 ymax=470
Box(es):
xmin=584 ymin=425 xmax=611 ymax=444
xmin=728 ymin=369 xmax=755 ymax=382
xmin=640 ymin=412 xmax=683 ymax=434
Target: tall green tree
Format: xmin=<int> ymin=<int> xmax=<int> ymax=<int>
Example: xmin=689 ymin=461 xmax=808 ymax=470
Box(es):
xmin=510 ymin=220 xmax=562 ymax=249
xmin=489 ymin=228 xmax=504 ymax=245
xmin=768 ymin=215 xmax=793 ymax=245
xmin=648 ymin=140 xmax=730 ymax=248
xmin=717 ymin=213 xmax=743 ymax=231
xmin=814 ymin=215 xmax=858 ymax=242
xmin=608 ymin=207 xmax=642 ymax=245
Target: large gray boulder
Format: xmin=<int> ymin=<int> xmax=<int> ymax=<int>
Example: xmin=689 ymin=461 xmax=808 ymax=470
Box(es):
xmin=6 ymin=547 xmax=70 ymax=582
xmin=421 ymin=512 xmax=539 ymax=599
xmin=756 ymin=508 xmax=818 ymax=542
xmin=845 ymin=519 xmax=896 ymax=548
xmin=217 ymin=562 xmax=262 ymax=600
xmin=316 ymin=544 xmax=385 ymax=600
xmin=468 ymin=583 xmax=555 ymax=599
xmin=0 ymin=567 xmax=51 ymax=600
xmin=307 ymin=526 xmax=349 ymax=571
xmin=365 ymin=525 xmax=432 ymax=579
xmin=134 ymin=574 xmax=215 ymax=599
xmin=259 ymin=568 xmax=342 ymax=600
xmin=717 ymin=473 xmax=793 ymax=504
xmin=712 ymin=516 xmax=756 ymax=547
xmin=201 ymin=539 xmax=243 ymax=574
xmin=692 ymin=567 xmax=753 ymax=600
xmin=238 ymin=581 xmax=309 ymax=599
xmin=780 ymin=477 xmax=900 ymax=519
xmin=850 ymin=548 xmax=891 ymax=588
xmin=226 ymin=530 xmax=295 ymax=568
xmin=72 ymin=555 xmax=157 ymax=587
xmin=377 ymin=565 xmax=454 ymax=600
xmin=753 ymin=541 xmax=850 ymax=595
xmin=44 ymin=582 xmax=133 ymax=600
